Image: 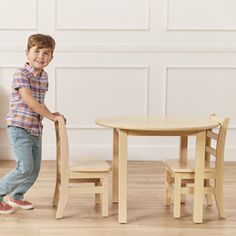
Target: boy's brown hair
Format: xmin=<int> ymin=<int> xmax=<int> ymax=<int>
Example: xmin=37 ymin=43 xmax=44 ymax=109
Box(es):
xmin=27 ymin=34 xmax=55 ymax=53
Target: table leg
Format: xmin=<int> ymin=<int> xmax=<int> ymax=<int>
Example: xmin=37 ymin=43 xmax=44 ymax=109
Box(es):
xmin=193 ymin=131 xmax=206 ymax=223
xmin=119 ymin=129 xmax=128 ymax=223
xmin=179 ymin=136 xmax=188 ymax=162
xmin=112 ymin=128 xmax=119 ymax=203
xmin=179 ymin=136 xmax=188 ymax=203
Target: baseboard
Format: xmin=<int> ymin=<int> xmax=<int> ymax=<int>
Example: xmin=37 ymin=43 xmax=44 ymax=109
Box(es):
xmin=0 ymin=144 xmax=235 ymax=161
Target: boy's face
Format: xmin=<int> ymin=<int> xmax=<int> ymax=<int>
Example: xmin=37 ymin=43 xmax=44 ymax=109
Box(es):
xmin=26 ymin=46 xmax=53 ymax=72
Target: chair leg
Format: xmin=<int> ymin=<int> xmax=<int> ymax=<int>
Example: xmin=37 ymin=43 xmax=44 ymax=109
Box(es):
xmin=214 ymin=178 xmax=226 ymax=218
xmin=95 ymin=180 xmax=101 ymax=205
xmin=204 ymin=179 xmax=213 ymax=206
xmin=181 ymin=182 xmax=186 ymax=204
xmin=165 ymin=168 xmax=172 ymax=206
xmin=173 ymin=173 xmax=181 ymax=218
xmin=56 ymin=185 xmax=69 ymax=219
xmin=102 ymin=174 xmax=109 ymax=217
xmin=52 ymin=180 xmax=60 ymax=207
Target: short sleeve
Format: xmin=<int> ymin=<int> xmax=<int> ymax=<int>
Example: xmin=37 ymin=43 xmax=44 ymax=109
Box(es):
xmin=46 ymin=80 xmax=49 ymax=91
xmin=41 ymin=71 xmax=49 ymax=92
xmin=12 ymin=69 xmax=31 ymax=90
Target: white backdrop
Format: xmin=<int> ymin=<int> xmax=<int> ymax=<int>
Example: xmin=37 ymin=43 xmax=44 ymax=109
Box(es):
xmin=0 ymin=0 xmax=235 ymax=161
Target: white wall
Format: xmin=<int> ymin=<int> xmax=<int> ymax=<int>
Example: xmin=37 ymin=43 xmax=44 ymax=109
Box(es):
xmin=0 ymin=0 xmax=235 ymax=161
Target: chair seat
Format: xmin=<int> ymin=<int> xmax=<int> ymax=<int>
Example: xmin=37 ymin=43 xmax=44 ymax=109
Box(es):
xmin=70 ymin=159 xmax=111 ymax=172
xmin=164 ymin=159 xmax=215 ymax=173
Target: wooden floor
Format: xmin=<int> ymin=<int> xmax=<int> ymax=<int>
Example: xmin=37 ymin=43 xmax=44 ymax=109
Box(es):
xmin=0 ymin=160 xmax=236 ymax=236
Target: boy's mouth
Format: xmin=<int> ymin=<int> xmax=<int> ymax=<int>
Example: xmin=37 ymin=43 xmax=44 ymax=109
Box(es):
xmin=35 ymin=61 xmax=44 ymax=65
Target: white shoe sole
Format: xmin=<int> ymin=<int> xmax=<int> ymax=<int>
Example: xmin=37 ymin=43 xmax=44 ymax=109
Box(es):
xmin=7 ymin=200 xmax=34 ymax=210
xmin=0 ymin=209 xmax=14 ymax=214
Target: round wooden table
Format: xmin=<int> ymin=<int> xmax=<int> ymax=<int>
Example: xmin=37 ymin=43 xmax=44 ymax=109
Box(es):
xmin=96 ymin=115 xmax=219 ymax=223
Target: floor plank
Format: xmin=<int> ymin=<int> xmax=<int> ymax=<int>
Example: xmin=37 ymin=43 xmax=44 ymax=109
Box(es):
xmin=0 ymin=160 xmax=235 ymax=236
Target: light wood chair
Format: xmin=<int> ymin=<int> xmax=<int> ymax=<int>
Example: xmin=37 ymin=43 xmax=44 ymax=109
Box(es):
xmin=164 ymin=114 xmax=229 ymax=219
xmin=52 ymin=116 xmax=111 ymax=219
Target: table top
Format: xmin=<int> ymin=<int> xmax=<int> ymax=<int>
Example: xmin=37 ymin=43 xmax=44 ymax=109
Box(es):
xmin=95 ymin=115 xmax=219 ymax=131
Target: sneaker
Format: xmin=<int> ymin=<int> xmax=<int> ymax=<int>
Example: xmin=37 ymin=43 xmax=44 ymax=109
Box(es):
xmin=7 ymin=197 xmax=34 ymax=210
xmin=0 ymin=201 xmax=14 ymax=214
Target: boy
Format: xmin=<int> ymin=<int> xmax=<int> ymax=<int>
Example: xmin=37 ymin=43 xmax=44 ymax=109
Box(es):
xmin=0 ymin=34 xmax=64 ymax=214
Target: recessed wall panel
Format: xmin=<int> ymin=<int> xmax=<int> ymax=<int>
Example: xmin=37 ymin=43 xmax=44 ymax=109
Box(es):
xmin=55 ymin=0 xmax=149 ymax=30
xmin=166 ymin=68 xmax=236 ymax=125
xmin=0 ymin=68 xmax=16 ymax=128
xmin=0 ymin=0 xmax=37 ymax=29
xmin=167 ymin=0 xmax=236 ymax=30
xmin=56 ymin=67 xmax=148 ymax=127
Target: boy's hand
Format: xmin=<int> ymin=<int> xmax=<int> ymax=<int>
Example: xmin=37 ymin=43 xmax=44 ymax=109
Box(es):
xmin=52 ymin=113 xmax=67 ymax=124
xmin=52 ymin=112 xmax=61 ymax=116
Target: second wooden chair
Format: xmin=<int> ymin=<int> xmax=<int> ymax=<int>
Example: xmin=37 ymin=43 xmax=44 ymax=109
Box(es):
xmin=164 ymin=114 xmax=229 ymax=219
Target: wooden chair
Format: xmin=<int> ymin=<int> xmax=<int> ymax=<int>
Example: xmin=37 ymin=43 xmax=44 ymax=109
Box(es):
xmin=164 ymin=114 xmax=229 ymax=219
xmin=52 ymin=116 xmax=111 ymax=219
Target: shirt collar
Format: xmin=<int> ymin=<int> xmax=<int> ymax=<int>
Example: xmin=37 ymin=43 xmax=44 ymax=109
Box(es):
xmin=24 ymin=62 xmax=47 ymax=79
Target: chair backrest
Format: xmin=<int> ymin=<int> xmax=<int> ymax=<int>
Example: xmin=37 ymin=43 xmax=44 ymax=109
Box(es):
xmin=55 ymin=116 xmax=69 ymax=184
xmin=205 ymin=114 xmax=229 ymax=173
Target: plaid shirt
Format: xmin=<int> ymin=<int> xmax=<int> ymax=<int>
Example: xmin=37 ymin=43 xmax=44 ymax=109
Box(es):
xmin=6 ymin=63 xmax=48 ymax=136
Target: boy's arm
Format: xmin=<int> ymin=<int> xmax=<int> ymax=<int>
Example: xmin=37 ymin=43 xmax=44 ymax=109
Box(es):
xmin=42 ymin=104 xmax=67 ymax=123
xmin=19 ymin=87 xmax=60 ymax=122
xmin=42 ymin=104 xmax=59 ymax=116
xmin=42 ymin=104 xmax=56 ymax=115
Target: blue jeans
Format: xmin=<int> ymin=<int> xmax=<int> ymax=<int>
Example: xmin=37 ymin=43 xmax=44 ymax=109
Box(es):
xmin=0 ymin=126 xmax=42 ymax=201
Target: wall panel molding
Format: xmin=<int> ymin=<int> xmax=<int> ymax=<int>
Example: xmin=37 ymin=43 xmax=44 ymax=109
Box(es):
xmin=55 ymin=0 xmax=150 ymax=30
xmin=0 ymin=0 xmax=38 ymax=30
xmin=163 ymin=66 xmax=236 ymax=128
xmin=54 ymin=65 xmax=150 ymax=129
xmin=0 ymin=66 xmax=18 ymax=128
xmin=166 ymin=0 xmax=236 ymax=31
xmin=3 ymin=44 xmax=236 ymax=53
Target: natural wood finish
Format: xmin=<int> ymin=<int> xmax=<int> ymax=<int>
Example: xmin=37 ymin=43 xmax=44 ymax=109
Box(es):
xmin=52 ymin=117 xmax=111 ymax=218
xmin=96 ymin=115 xmax=219 ymax=131
xmin=180 ymin=136 xmax=188 ymax=162
xmin=118 ymin=129 xmax=128 ymax=223
xmin=193 ymin=131 xmax=206 ymax=223
xmin=112 ymin=128 xmax=119 ymax=203
xmin=96 ymin=115 xmax=219 ymax=224
xmin=164 ymin=115 xmax=229 ymax=222
xmin=0 ymin=160 xmax=236 ymax=236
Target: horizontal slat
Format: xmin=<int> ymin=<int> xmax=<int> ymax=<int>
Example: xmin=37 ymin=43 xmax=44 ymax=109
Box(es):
xmin=206 ymin=146 xmax=217 ymax=157
xmin=181 ymin=187 xmax=215 ymax=195
xmin=69 ymin=178 xmax=100 ymax=183
xmin=207 ymin=130 xmax=218 ymax=140
xmin=69 ymin=186 xmax=103 ymax=194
